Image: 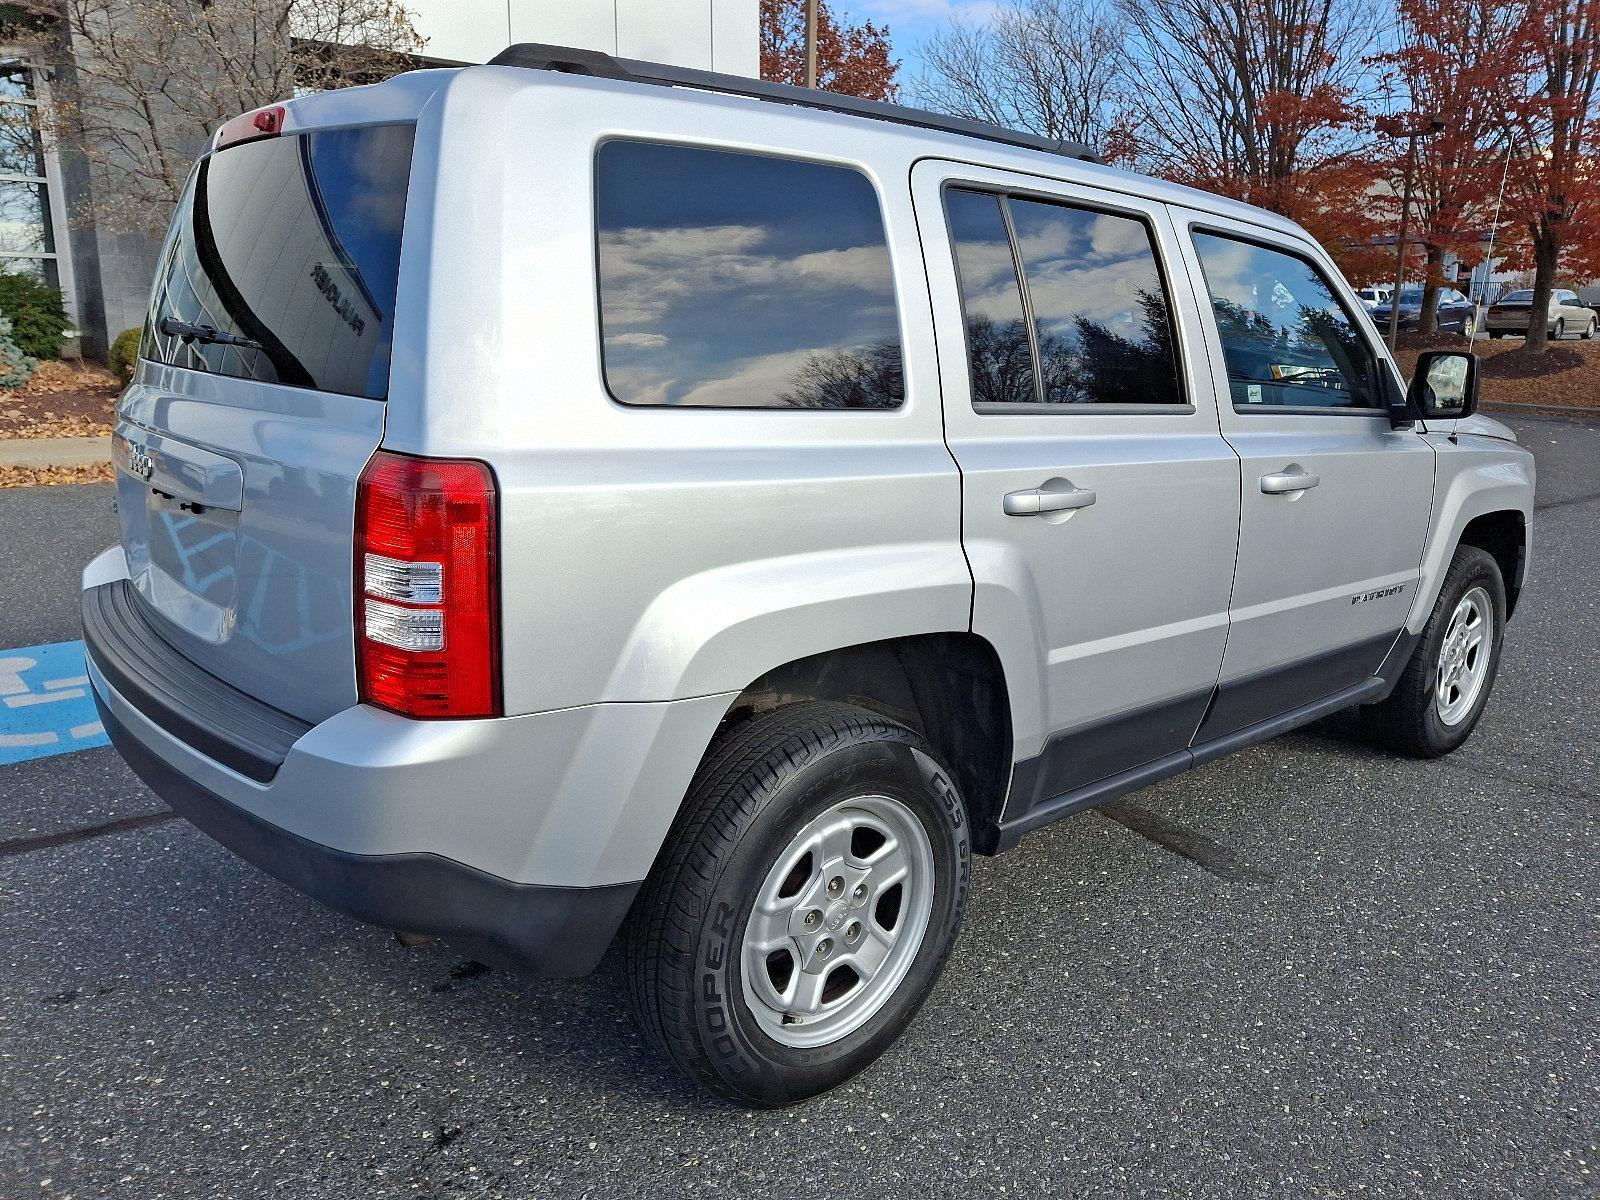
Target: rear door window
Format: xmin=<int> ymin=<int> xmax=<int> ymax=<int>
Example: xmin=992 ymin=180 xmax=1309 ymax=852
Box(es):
xmin=144 ymin=123 xmax=414 ymax=400
xmin=595 ymin=140 xmax=904 ymax=409
xmin=946 ymin=186 xmax=1186 ymax=408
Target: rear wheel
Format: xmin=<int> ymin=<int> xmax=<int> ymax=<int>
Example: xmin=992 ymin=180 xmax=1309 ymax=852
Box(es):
xmin=1362 ymin=545 xmax=1506 ymax=758
xmin=1585 ymin=318 xmax=1596 ymax=340
xmin=1555 ymin=318 xmax=1566 ymax=340
xmin=1462 ymin=314 xmax=1476 ymax=337
xmin=625 ymin=701 xmax=970 ymax=1107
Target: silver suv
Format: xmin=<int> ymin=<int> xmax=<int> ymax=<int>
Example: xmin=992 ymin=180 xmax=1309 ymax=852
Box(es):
xmin=81 ymin=46 xmax=1534 ymax=1107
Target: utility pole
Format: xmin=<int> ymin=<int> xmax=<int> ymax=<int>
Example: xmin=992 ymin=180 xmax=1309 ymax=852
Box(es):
xmin=1376 ymin=113 xmax=1446 ymax=350
xmin=804 ymin=0 xmax=818 ymax=89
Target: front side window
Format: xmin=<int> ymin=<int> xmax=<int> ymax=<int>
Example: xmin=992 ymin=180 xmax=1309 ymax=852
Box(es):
xmin=145 ymin=123 xmax=414 ymax=400
xmin=596 ymin=141 xmax=904 ymax=409
xmin=946 ymin=186 xmax=1185 ymax=408
xmin=1191 ymin=232 xmax=1378 ymax=410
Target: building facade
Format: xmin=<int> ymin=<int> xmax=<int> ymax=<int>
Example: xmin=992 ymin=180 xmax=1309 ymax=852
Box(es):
xmin=6 ymin=0 xmax=757 ymax=360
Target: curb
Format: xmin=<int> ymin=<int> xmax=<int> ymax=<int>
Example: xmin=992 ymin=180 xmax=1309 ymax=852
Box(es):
xmin=0 ymin=435 xmax=110 ymax=469
xmin=1483 ymin=401 xmax=1600 ymax=419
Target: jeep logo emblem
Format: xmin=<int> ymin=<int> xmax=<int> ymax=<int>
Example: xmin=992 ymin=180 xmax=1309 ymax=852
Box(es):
xmin=127 ymin=444 xmax=155 ymax=481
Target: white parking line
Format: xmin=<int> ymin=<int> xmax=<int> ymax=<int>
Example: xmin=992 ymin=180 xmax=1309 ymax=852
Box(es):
xmin=5 ymin=688 xmax=86 ymax=708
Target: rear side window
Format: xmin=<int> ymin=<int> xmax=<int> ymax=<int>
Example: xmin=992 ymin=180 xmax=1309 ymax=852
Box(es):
xmin=946 ymin=187 xmax=1185 ymax=408
xmin=596 ymin=140 xmax=904 ymax=408
xmin=1191 ymin=232 xmax=1378 ymax=410
xmin=144 ymin=124 xmax=414 ymax=400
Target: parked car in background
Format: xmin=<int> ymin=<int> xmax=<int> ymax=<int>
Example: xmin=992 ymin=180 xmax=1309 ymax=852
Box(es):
xmin=1355 ymin=285 xmax=1392 ymax=310
xmin=1486 ymin=289 xmax=1597 ymax=339
xmin=1370 ymin=285 xmax=1478 ymax=335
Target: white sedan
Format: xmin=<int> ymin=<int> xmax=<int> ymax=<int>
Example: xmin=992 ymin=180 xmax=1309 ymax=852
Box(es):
xmin=1485 ymin=289 xmax=1598 ymax=339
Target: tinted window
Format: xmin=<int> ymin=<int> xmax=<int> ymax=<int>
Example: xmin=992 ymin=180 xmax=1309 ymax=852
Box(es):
xmin=1502 ymin=291 xmax=1533 ymax=302
xmin=1191 ymin=233 xmax=1378 ymax=410
xmin=946 ymin=189 xmax=1035 ymax=405
xmin=145 ymin=124 xmax=414 ymax=400
xmin=596 ymin=141 xmax=903 ymax=408
xmin=1008 ymin=198 xmax=1183 ymax=405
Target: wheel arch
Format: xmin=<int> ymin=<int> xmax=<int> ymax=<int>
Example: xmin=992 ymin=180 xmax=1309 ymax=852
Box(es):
xmin=700 ymin=633 xmax=1016 ymax=859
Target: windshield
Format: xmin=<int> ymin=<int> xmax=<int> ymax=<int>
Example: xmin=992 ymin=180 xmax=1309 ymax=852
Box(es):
xmin=1501 ymin=290 xmax=1533 ymax=303
xmin=1396 ymin=287 xmax=1426 ymax=303
xmin=142 ymin=124 xmax=414 ymax=400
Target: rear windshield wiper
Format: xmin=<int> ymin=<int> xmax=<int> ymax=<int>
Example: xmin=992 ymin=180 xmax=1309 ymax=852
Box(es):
xmin=158 ymin=316 xmax=263 ymax=351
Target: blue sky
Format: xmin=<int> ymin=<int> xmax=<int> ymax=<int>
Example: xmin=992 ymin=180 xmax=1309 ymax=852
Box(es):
xmin=841 ymin=0 xmax=1001 ymax=74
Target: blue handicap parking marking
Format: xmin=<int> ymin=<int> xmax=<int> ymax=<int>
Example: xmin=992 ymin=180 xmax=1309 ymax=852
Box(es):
xmin=0 ymin=640 xmax=111 ymax=766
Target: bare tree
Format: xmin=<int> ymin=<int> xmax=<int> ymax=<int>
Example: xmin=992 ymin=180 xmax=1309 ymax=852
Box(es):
xmin=914 ymin=0 xmax=1129 ymax=153
xmin=8 ymin=0 xmax=423 ymax=234
xmin=1116 ymin=0 xmax=1383 ymax=213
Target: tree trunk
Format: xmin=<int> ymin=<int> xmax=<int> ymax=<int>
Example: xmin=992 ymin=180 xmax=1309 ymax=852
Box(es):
xmin=1523 ymin=222 xmax=1559 ymax=354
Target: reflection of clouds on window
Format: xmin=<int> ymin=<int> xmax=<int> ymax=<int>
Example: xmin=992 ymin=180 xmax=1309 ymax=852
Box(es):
xmin=1010 ymin=197 xmax=1182 ymax=405
xmin=596 ymin=142 xmax=904 ymax=409
xmin=947 ymin=187 xmax=1182 ymax=406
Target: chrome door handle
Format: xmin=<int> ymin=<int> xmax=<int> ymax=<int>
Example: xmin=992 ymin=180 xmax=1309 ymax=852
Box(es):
xmin=1003 ymin=486 xmax=1097 ymax=516
xmin=1260 ymin=469 xmax=1320 ymax=495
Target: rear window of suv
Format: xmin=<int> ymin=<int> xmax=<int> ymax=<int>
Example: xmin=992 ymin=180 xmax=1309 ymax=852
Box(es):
xmin=595 ymin=140 xmax=905 ymax=409
xmin=143 ymin=123 xmax=414 ymax=400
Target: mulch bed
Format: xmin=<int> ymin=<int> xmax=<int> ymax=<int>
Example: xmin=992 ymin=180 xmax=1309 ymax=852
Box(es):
xmin=1393 ymin=333 xmax=1600 ymax=410
xmin=0 ymin=462 xmax=115 ymax=488
xmin=0 ymin=361 xmax=122 ymax=439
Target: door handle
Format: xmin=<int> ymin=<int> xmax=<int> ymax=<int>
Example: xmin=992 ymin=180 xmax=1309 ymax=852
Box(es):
xmin=1003 ymin=486 xmax=1097 ymax=516
xmin=1260 ymin=469 xmax=1320 ymax=495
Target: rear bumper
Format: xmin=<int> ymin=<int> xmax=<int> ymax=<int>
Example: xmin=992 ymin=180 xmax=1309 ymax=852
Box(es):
xmin=94 ymin=687 xmax=638 ymax=975
xmin=80 ymin=552 xmax=734 ymax=975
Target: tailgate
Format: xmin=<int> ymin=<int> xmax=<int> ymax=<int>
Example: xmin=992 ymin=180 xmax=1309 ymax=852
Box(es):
xmin=114 ymin=120 xmax=412 ymax=724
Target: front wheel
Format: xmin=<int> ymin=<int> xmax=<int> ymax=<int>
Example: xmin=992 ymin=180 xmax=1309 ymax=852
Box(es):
xmin=1362 ymin=545 xmax=1507 ymax=757
xmin=1585 ymin=318 xmax=1596 ymax=340
xmin=625 ymin=701 xmax=970 ymax=1106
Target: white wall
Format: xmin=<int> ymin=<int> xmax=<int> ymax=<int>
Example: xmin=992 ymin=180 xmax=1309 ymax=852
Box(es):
xmin=406 ymin=0 xmax=760 ymax=76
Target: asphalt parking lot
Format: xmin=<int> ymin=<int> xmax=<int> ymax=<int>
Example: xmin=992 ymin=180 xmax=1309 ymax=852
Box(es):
xmin=1 ymin=414 xmax=1595 ymax=1199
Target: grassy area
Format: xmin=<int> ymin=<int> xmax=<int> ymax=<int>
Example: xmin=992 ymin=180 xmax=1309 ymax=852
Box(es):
xmin=1394 ymin=333 xmax=1600 ymax=410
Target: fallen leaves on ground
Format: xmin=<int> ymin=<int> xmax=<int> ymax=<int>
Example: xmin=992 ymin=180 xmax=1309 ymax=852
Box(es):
xmin=1395 ymin=334 xmax=1600 ymax=409
xmin=0 ymin=360 xmax=122 ymax=439
xmin=0 ymin=462 xmax=116 ymax=488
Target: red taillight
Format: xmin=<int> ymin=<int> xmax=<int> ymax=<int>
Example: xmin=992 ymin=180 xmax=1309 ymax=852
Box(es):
xmin=355 ymin=450 xmax=501 ymax=719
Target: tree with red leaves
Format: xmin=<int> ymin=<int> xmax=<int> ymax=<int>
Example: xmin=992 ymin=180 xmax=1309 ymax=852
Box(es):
xmin=761 ymin=0 xmax=899 ymax=101
xmin=1371 ymin=0 xmax=1538 ymax=333
xmin=1508 ymin=0 xmax=1600 ymax=353
xmin=1116 ymin=0 xmax=1391 ymax=281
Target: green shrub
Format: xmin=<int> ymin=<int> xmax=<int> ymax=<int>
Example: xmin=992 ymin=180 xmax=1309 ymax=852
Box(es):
xmin=0 ymin=315 xmax=38 ymax=387
xmin=0 ymin=270 xmax=70 ymax=360
xmin=108 ymin=326 xmax=142 ymax=384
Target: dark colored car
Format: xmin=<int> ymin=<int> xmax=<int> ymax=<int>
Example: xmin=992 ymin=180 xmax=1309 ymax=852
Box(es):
xmin=1370 ymin=285 xmax=1477 ymax=335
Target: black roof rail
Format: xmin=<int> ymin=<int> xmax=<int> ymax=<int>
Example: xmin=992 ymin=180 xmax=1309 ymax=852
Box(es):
xmin=485 ymin=43 xmax=1101 ymax=165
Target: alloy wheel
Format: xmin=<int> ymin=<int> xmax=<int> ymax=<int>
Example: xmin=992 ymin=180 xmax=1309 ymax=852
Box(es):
xmin=740 ymin=793 xmax=935 ymax=1048
xmin=1436 ymin=586 xmax=1493 ymax=726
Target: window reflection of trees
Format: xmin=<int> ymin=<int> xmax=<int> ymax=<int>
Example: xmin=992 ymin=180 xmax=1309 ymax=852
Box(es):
xmin=964 ymin=287 xmax=1181 ymax=405
xmin=1208 ymin=295 xmax=1370 ymax=405
xmin=778 ymin=340 xmax=905 ymax=408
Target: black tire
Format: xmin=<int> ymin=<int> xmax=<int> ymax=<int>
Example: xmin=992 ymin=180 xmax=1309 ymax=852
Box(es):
xmin=1555 ymin=318 xmax=1566 ymax=340
xmin=624 ymin=701 xmax=971 ymax=1107
xmin=1585 ymin=319 xmax=1596 ymax=341
xmin=1362 ymin=545 xmax=1507 ymax=758
xmin=1489 ymin=331 xmax=1505 ymax=340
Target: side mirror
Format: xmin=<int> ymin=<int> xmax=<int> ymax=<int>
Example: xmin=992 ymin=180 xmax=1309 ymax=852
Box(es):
xmin=1407 ymin=350 xmax=1480 ymax=419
